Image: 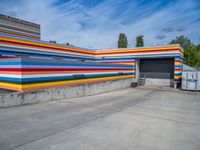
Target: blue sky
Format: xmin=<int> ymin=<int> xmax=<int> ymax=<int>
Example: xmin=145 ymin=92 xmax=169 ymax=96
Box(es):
xmin=0 ymin=0 xmax=200 ymax=49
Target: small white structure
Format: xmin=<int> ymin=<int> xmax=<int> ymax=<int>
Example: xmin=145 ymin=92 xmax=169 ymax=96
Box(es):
xmin=181 ymin=64 xmax=200 ymax=91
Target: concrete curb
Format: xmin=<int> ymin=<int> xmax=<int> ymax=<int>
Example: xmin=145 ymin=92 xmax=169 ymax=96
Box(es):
xmin=0 ymin=78 xmax=135 ymax=107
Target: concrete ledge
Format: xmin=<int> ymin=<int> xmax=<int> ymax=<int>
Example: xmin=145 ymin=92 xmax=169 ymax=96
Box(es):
xmin=145 ymin=78 xmax=174 ymax=87
xmin=0 ymin=78 xmax=135 ymax=107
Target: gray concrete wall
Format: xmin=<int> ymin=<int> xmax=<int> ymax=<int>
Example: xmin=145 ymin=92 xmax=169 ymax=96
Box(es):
xmin=0 ymin=78 xmax=135 ymax=107
xmin=145 ymin=78 xmax=174 ymax=87
xmin=135 ymin=59 xmax=140 ymax=81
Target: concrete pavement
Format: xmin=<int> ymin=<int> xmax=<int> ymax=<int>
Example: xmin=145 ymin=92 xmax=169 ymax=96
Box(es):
xmin=0 ymin=87 xmax=200 ymax=150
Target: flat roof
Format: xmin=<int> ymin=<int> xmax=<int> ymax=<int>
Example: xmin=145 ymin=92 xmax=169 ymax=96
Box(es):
xmin=96 ymin=44 xmax=183 ymax=52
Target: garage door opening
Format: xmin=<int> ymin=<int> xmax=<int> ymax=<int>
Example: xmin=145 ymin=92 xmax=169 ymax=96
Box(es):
xmin=139 ymin=58 xmax=174 ymax=86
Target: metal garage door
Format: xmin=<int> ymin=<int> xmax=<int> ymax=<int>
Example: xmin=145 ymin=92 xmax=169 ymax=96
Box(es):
xmin=139 ymin=58 xmax=174 ymax=79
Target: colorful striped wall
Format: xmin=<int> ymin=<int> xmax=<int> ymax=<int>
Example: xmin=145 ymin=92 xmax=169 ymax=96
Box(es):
xmin=0 ymin=57 xmax=135 ymax=91
xmin=0 ymin=35 xmax=184 ymax=91
xmin=95 ymin=46 xmax=184 ymax=59
xmin=0 ymin=14 xmax=185 ymax=93
xmin=0 ymin=14 xmax=40 ymax=40
xmin=0 ymin=35 xmax=183 ymax=60
xmin=174 ymin=57 xmax=183 ymax=80
xmin=0 ymin=36 xmax=93 ymax=60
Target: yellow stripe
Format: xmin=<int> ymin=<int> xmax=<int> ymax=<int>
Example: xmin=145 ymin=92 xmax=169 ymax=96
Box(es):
xmin=174 ymin=76 xmax=181 ymax=79
xmin=175 ymin=62 xmax=181 ymax=65
xmin=22 ymin=75 xmax=134 ymax=89
xmin=0 ymin=82 xmax=22 ymax=91
xmin=0 ymin=75 xmax=134 ymax=91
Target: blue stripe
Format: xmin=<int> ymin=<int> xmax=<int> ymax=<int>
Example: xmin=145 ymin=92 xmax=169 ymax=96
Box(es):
xmin=174 ymin=72 xmax=182 ymax=75
xmin=0 ymin=72 xmax=135 ymax=84
xmin=0 ymin=60 xmax=134 ymax=67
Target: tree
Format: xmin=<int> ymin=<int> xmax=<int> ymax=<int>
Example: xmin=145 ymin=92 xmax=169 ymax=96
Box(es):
xmin=170 ymin=36 xmax=192 ymax=50
xmin=196 ymin=44 xmax=200 ymax=51
xmin=65 ymin=42 xmax=70 ymax=46
xmin=136 ymin=35 xmax=144 ymax=47
xmin=49 ymin=40 xmax=57 ymax=44
xmin=170 ymin=36 xmax=200 ymax=69
xmin=118 ymin=33 xmax=128 ymax=48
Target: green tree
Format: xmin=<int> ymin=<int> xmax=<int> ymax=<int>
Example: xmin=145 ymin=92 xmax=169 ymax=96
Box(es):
xmin=49 ymin=40 xmax=57 ymax=44
xmin=170 ymin=36 xmax=192 ymax=50
xmin=170 ymin=36 xmax=200 ymax=69
xmin=196 ymin=44 xmax=200 ymax=52
xmin=136 ymin=35 xmax=144 ymax=47
xmin=118 ymin=33 xmax=128 ymax=48
xmin=65 ymin=42 xmax=70 ymax=46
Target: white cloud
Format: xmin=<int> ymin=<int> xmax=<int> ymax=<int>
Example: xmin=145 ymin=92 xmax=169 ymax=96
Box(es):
xmin=0 ymin=0 xmax=200 ymax=49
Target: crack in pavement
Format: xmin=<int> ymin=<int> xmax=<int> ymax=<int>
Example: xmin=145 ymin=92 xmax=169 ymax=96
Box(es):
xmin=126 ymin=112 xmax=200 ymax=126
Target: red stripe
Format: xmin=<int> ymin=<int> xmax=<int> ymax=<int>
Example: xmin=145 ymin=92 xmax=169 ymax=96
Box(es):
xmin=175 ymin=60 xmax=183 ymax=63
xmin=174 ymin=69 xmax=182 ymax=71
xmin=0 ymin=56 xmax=17 ymax=58
xmin=0 ymin=68 xmax=135 ymax=72
xmin=103 ymin=61 xmax=136 ymax=63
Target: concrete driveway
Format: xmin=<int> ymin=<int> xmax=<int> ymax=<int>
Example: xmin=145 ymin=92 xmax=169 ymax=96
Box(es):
xmin=0 ymin=87 xmax=200 ymax=150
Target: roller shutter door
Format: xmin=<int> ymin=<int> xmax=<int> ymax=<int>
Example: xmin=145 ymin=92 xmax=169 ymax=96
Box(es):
xmin=140 ymin=58 xmax=174 ymax=79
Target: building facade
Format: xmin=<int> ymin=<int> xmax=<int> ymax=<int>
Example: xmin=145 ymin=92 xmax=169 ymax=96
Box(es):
xmin=0 ymin=14 xmax=40 ymax=41
xmin=0 ymin=14 xmax=183 ymax=92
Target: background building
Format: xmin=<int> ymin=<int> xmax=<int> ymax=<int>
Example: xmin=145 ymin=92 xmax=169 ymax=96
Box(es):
xmin=0 ymin=14 xmax=40 ymax=40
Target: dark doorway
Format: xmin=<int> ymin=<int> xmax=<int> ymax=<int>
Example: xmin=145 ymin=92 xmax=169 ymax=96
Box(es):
xmin=139 ymin=58 xmax=174 ymax=79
